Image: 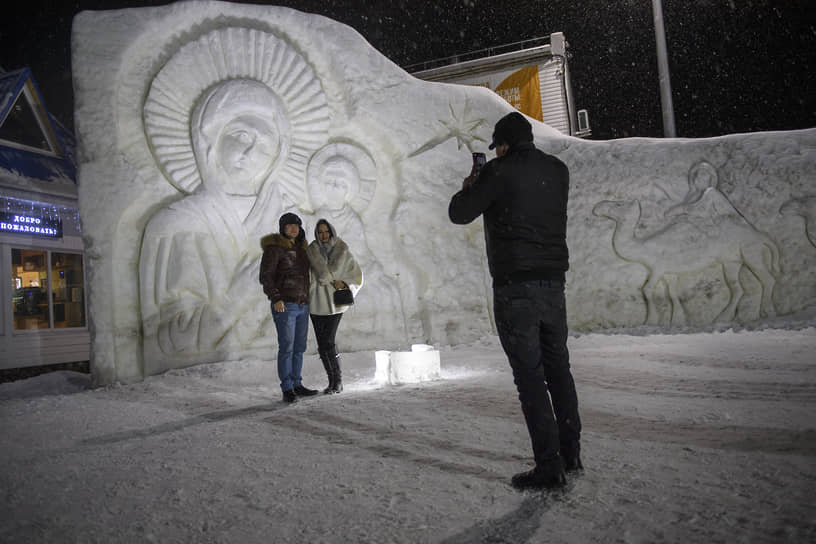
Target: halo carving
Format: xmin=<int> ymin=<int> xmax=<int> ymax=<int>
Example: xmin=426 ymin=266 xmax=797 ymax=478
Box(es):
xmin=307 ymin=143 xmax=376 ymax=214
xmin=144 ymin=26 xmax=330 ymax=205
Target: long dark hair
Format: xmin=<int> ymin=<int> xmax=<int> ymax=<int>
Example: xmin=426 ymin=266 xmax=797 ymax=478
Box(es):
xmin=315 ymin=218 xmax=333 ymax=240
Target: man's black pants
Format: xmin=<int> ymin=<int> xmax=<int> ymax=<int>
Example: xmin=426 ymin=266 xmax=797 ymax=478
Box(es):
xmin=493 ymin=280 xmax=581 ymax=468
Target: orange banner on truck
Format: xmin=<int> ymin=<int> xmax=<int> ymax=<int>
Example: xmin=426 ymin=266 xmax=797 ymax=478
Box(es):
xmin=494 ymin=65 xmax=542 ymax=121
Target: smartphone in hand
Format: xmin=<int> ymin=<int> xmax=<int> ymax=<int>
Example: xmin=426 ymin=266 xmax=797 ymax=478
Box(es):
xmin=472 ymin=152 xmax=486 ymax=176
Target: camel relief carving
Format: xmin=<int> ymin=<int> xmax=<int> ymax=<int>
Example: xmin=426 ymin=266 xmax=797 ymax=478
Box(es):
xmin=780 ymin=195 xmax=816 ymax=248
xmin=592 ymin=199 xmax=780 ymax=326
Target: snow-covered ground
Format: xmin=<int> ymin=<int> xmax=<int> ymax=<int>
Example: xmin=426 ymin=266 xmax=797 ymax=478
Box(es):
xmin=2 ymin=327 xmax=814 ymax=543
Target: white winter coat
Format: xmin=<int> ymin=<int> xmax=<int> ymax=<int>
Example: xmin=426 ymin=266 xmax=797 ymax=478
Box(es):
xmin=306 ymin=221 xmax=363 ymax=316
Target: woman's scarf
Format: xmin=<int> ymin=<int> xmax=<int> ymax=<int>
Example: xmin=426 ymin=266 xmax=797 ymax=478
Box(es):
xmin=318 ymin=236 xmax=337 ymax=260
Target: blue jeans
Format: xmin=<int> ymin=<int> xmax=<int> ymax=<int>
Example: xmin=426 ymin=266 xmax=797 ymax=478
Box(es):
xmin=272 ymin=302 xmax=310 ymax=392
xmin=493 ymin=280 xmax=581 ymax=467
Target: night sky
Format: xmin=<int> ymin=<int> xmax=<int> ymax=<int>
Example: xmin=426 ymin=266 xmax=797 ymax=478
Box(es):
xmin=2 ymin=0 xmax=814 ymax=140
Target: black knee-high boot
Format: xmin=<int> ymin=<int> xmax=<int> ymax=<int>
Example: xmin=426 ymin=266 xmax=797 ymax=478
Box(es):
xmin=328 ymin=348 xmax=343 ymax=393
xmin=319 ymin=350 xmax=335 ymax=394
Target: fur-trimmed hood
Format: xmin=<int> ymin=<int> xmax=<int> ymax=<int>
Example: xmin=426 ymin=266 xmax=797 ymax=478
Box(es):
xmin=260 ymin=232 xmax=308 ymax=251
xmin=305 ymin=220 xmax=363 ymax=315
xmin=306 ymin=236 xmax=351 ymax=272
xmin=313 ymin=219 xmax=337 ymax=240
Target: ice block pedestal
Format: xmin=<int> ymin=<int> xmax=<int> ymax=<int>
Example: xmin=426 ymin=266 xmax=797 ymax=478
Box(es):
xmin=375 ymin=344 xmax=441 ymax=385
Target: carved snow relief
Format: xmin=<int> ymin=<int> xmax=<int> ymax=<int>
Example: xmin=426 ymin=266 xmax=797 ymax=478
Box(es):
xmin=140 ymin=27 xmax=330 ymax=367
xmin=306 ymin=143 xmax=406 ymax=340
xmin=305 ymin=143 xmax=377 ymax=264
xmin=780 ymin=195 xmax=816 ymax=248
xmin=73 ymin=3 xmax=816 ymax=384
xmin=306 ymin=143 xmax=376 ymax=215
xmin=409 ymin=103 xmax=488 ymax=157
xmin=593 ymin=198 xmax=780 ymax=325
xmin=592 ymin=159 xmax=783 ymax=326
xmin=144 ymin=27 xmax=329 ymax=206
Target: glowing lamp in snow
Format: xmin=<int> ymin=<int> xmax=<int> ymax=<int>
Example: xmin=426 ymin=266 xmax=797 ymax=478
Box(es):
xmin=374 ymin=344 xmax=441 ymax=385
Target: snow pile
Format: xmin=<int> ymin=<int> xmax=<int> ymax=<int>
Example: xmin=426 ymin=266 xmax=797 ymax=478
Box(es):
xmin=0 ymin=370 xmax=90 ymax=401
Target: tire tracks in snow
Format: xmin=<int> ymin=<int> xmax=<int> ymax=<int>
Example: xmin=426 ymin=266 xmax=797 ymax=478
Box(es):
xmin=573 ymin=367 xmax=816 ymax=402
xmin=267 ymin=378 xmax=816 ymax=465
xmin=423 ymin=384 xmax=816 ymax=456
xmin=265 ymin=402 xmax=523 ymax=484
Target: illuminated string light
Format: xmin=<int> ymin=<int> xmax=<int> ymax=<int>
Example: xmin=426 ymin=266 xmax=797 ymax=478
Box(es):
xmin=0 ymin=196 xmax=80 ymax=235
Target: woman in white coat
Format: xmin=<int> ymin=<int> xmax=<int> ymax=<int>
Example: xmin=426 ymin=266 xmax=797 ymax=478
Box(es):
xmin=306 ymin=219 xmax=363 ymax=393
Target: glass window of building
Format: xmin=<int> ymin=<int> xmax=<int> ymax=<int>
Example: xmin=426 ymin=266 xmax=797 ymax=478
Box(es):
xmin=51 ymin=252 xmax=86 ymax=328
xmin=11 ymin=248 xmax=50 ymax=330
xmin=9 ymin=249 xmax=86 ymax=330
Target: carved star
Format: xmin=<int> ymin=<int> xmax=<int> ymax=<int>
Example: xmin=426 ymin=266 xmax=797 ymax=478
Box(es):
xmin=439 ymin=104 xmax=488 ymax=151
xmin=408 ymin=103 xmax=488 ymax=158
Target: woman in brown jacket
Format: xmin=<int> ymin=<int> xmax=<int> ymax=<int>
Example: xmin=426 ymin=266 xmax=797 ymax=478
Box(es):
xmin=259 ymin=213 xmax=319 ymax=403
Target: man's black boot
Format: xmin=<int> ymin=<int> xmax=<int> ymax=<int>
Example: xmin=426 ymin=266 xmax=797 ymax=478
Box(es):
xmin=282 ymin=390 xmax=298 ymax=403
xmin=563 ymin=452 xmax=583 ymax=472
xmin=511 ymin=466 xmax=567 ymax=491
xmin=293 ymin=384 xmax=318 ymax=396
xmin=561 ymin=440 xmax=583 ymax=472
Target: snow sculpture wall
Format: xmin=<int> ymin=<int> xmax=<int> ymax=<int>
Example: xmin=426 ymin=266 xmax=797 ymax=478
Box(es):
xmin=139 ymin=29 xmax=330 ymax=374
xmin=570 ymin=137 xmax=816 ymax=330
xmin=72 ymin=1 xmax=816 ymax=385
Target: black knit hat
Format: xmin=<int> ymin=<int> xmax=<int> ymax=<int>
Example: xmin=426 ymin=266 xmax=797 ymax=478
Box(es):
xmin=279 ymin=212 xmax=302 ymax=233
xmin=488 ymin=111 xmax=534 ymax=150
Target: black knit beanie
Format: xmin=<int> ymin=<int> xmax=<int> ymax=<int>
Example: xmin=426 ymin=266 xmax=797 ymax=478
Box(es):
xmin=489 ymin=111 xmax=534 ymax=150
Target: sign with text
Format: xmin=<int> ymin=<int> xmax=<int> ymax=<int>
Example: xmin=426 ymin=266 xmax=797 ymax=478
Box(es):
xmin=0 ymin=211 xmax=63 ymax=238
xmin=494 ymin=66 xmax=543 ymax=121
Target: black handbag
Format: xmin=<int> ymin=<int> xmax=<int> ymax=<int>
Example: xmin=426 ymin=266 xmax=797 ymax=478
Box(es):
xmin=333 ymin=287 xmax=354 ymax=306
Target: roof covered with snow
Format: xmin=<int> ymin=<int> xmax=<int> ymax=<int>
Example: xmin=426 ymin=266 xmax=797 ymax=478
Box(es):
xmin=0 ymin=67 xmax=76 ymax=192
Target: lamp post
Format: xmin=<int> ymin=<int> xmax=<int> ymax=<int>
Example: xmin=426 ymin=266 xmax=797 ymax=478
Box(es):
xmin=652 ymin=0 xmax=677 ymax=137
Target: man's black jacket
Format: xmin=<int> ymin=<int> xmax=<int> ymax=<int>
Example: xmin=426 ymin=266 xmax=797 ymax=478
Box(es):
xmin=448 ymin=141 xmax=569 ymax=286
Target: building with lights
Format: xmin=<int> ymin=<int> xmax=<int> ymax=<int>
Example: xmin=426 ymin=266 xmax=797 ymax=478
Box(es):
xmin=0 ymin=67 xmax=88 ymax=369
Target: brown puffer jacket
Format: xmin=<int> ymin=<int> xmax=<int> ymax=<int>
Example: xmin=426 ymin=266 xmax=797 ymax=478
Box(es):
xmin=259 ymin=233 xmax=310 ymax=305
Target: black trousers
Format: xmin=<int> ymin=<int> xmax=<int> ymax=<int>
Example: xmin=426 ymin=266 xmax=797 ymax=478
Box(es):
xmin=493 ymin=280 xmax=581 ymax=467
xmin=310 ymin=313 xmax=343 ymax=354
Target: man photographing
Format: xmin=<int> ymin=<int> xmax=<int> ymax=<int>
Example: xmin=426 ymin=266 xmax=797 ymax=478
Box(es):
xmin=448 ymin=111 xmax=582 ymax=491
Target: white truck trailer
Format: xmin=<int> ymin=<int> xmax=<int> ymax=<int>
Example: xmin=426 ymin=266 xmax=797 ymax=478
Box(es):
xmin=409 ymin=33 xmax=590 ymax=137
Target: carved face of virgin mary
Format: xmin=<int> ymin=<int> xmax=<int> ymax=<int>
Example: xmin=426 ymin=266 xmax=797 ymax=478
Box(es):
xmin=191 ymin=79 xmax=289 ymax=197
